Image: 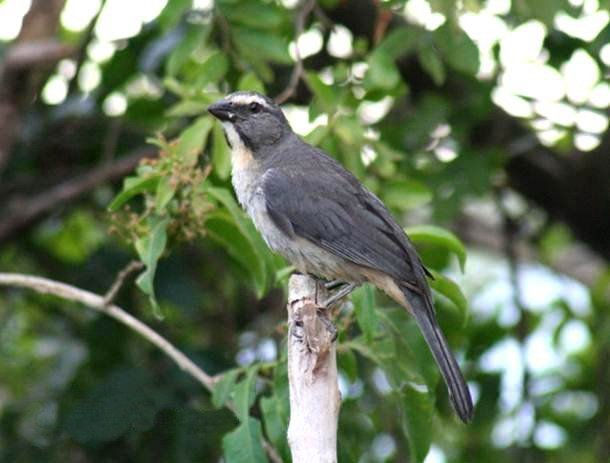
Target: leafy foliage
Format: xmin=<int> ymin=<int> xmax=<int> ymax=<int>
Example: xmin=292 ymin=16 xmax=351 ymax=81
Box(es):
xmin=1 ymin=0 xmax=609 ymax=462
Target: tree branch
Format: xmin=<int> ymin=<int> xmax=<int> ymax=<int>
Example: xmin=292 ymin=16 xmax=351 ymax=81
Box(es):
xmin=0 ymin=272 xmax=215 ymax=390
xmin=275 ymin=0 xmax=316 ymax=104
xmin=103 ymin=260 xmax=145 ymax=305
xmin=454 ymin=212 xmax=605 ymax=287
xmin=0 ymin=272 xmax=284 ymax=462
xmin=0 ymin=147 xmax=157 ymax=243
xmin=0 ymin=0 xmax=68 ymax=172
xmin=286 ymin=274 xmax=340 ymax=463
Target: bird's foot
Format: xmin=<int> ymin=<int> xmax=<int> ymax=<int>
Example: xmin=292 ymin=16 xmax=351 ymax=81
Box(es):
xmin=324 ymin=279 xmax=347 ymax=290
xmin=322 ymin=282 xmax=358 ymax=308
xmin=316 ymin=308 xmax=338 ymax=342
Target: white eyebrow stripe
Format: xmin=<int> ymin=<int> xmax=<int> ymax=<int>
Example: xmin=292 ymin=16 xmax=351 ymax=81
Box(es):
xmin=227 ymin=94 xmax=269 ymax=107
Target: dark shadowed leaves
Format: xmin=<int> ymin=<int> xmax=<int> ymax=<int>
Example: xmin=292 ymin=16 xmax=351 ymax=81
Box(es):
xmin=63 ymin=367 xmax=170 ymax=444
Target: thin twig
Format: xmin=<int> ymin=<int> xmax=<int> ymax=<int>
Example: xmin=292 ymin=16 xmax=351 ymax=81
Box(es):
xmin=103 ymin=260 xmax=144 ymax=305
xmin=67 ymin=0 xmax=105 ymax=95
xmin=312 ymin=3 xmax=334 ymax=30
xmin=263 ymin=440 xmax=284 ymax=463
xmin=275 ymin=0 xmax=316 ymax=104
xmin=0 ymin=272 xmax=284 ymax=462
xmin=496 ymin=190 xmax=533 ymax=463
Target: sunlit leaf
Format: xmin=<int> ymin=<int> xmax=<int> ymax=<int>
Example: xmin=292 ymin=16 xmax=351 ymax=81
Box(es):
xmin=406 ymin=225 xmax=467 ymax=272
xmin=383 ymin=179 xmax=433 ymax=210
xmin=428 ymin=270 xmax=468 ymax=324
xmin=155 ymin=176 xmax=176 ymax=213
xmin=212 ymin=122 xmax=231 ymax=180
xmin=177 ymin=116 xmax=213 ymax=166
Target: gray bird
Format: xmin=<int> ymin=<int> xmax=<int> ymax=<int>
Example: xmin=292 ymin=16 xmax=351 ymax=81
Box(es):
xmin=208 ymin=91 xmax=474 ymax=422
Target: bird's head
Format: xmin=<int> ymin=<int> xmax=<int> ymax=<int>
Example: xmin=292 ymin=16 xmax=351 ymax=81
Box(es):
xmin=207 ymin=92 xmax=291 ymax=155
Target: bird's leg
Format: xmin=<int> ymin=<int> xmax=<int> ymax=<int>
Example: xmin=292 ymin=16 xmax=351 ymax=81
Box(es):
xmin=322 ymin=282 xmax=358 ymax=308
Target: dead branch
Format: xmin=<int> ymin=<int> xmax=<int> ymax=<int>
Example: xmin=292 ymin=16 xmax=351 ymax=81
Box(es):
xmin=0 ymin=147 xmax=157 ymax=243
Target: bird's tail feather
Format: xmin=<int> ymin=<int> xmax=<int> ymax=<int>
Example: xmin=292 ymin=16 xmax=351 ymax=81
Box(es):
xmin=403 ymin=286 xmax=474 ymax=423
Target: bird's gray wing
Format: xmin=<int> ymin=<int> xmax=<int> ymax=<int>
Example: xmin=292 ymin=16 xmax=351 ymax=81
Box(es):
xmin=261 ymin=161 xmax=429 ymax=288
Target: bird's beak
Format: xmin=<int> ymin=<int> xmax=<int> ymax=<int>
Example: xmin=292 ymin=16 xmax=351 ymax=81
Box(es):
xmin=207 ymin=99 xmax=235 ymax=122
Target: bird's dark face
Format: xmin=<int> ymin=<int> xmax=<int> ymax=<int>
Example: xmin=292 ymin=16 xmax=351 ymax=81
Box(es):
xmin=207 ymin=92 xmax=291 ymax=155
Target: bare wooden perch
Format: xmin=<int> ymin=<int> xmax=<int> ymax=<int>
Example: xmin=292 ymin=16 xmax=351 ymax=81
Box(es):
xmin=286 ymin=274 xmax=341 ymax=463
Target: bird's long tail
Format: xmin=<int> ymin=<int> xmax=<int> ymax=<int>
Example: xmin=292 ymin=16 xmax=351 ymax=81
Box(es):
xmin=402 ymin=286 xmax=474 ymax=423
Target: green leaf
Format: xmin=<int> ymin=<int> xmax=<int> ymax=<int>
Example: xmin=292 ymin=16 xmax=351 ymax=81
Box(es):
xmin=428 ymin=270 xmax=468 ymax=324
xmin=435 ymin=23 xmax=479 ymax=75
xmin=377 ymin=27 xmax=420 ymax=59
xmin=195 ymin=51 xmax=229 ymax=86
xmin=212 ymin=369 xmax=240 ymax=409
xmin=260 ymin=395 xmax=288 ymax=454
xmin=222 ymin=417 xmax=269 ymax=463
xmin=364 ymin=50 xmax=401 ymax=91
xmin=346 ymin=336 xmax=385 ymax=367
xmin=155 ymin=176 xmax=176 ymax=213
xmin=63 ymin=368 xmax=169 ymax=444
xmin=417 ymin=47 xmax=445 ymax=85
xmin=166 ymin=25 xmax=210 ymax=76
xmin=205 ymin=211 xmax=266 ymax=294
xmin=338 ymin=348 xmax=359 ymax=382
xmin=382 ymin=179 xmax=432 ymax=210
xmin=177 ymin=116 xmax=213 ymax=166
xmin=333 ymin=115 xmax=365 ymax=147
xmin=34 ymin=210 xmax=105 ymax=264
xmin=401 ymin=385 xmax=434 ymax=463
xmin=166 ymin=100 xmax=208 ymax=117
xmin=275 ymin=265 xmax=295 ymax=285
xmin=238 ymin=72 xmax=266 ymax=93
xmin=221 ymin=1 xmax=285 ymax=29
xmin=405 ymin=225 xmax=467 ymax=272
xmin=352 ymin=285 xmax=378 ymax=342
xmin=212 ymin=122 xmax=231 ymax=180
xmin=206 ymin=187 xmax=274 ymax=297
xmin=233 ymin=27 xmax=291 ymax=64
xmin=305 ymin=71 xmax=339 ymax=112
xmin=379 ymin=307 xmax=440 ymax=389
xmin=233 ymin=366 xmax=259 ymax=422
xmin=135 ymin=216 xmax=169 ymax=318
xmin=108 ymin=175 xmax=160 ymax=211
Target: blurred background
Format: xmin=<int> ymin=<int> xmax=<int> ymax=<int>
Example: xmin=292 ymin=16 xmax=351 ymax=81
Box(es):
xmin=0 ymin=0 xmax=609 ymax=461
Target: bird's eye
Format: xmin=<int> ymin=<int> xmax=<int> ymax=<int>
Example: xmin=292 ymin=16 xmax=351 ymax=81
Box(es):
xmin=249 ymin=102 xmax=261 ymax=113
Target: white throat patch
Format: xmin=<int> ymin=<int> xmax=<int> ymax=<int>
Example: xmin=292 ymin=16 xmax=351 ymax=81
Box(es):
xmin=221 ymin=122 xmax=254 ymax=173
